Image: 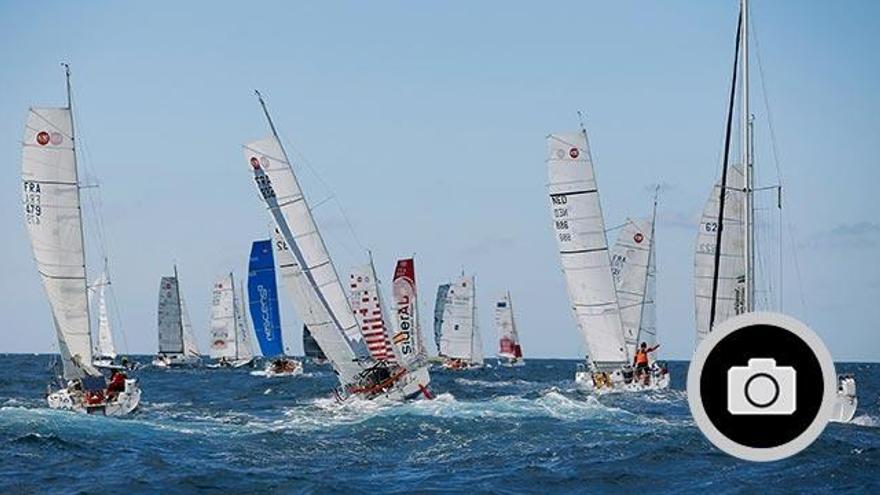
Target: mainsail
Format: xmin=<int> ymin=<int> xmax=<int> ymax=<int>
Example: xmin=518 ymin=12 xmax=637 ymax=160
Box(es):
xmin=436 ymin=275 xmax=483 ymax=364
xmin=209 ymin=273 xmax=238 ymax=360
xmin=244 ymin=100 xmax=371 ymax=386
xmin=349 ymin=262 xmax=397 ymax=362
xmin=390 ymin=258 xmax=427 ymax=370
xmin=694 ymin=165 xmax=745 ymax=342
xmin=495 ymin=292 xmax=521 ymax=359
xmin=93 ymin=272 xmax=116 ymax=359
xmin=547 ymin=131 xmax=628 ymax=370
xmin=610 ymin=218 xmax=654 ymax=358
xmin=248 ymin=240 xmax=284 ymax=358
xmin=158 ymin=269 xmax=201 ymax=358
xmin=22 ymin=106 xmax=97 ymax=380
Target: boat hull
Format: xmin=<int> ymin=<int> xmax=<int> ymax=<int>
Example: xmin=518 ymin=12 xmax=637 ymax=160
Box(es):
xmin=830 ymin=375 xmax=858 ymax=424
xmin=575 ymin=363 xmax=670 ymax=392
xmin=152 ymin=354 xmax=201 ymax=368
xmin=262 ymin=358 xmax=304 ymax=377
xmin=498 ymin=358 xmax=525 ymax=367
xmin=46 ymin=379 xmax=141 ymax=416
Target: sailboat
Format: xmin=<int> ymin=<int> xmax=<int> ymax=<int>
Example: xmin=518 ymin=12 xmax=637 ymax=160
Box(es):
xmin=349 ymin=258 xmax=397 ymax=363
xmin=495 ymin=291 xmax=524 ymax=367
xmin=153 ymin=266 xmax=202 ymax=368
xmin=302 ymin=325 xmax=328 ymax=365
xmin=22 ymin=65 xmax=140 ymax=415
xmin=695 ymin=0 xmax=856 ymax=423
xmin=434 ymin=274 xmax=484 ymax=370
xmin=608 ymin=202 xmax=669 ymax=388
xmin=243 ymin=91 xmax=431 ymax=401
xmin=90 ymin=271 xmax=118 ymax=369
xmin=249 ymin=239 xmax=302 ymax=376
xmin=546 ymin=128 xmax=667 ymax=391
xmin=389 ymin=258 xmax=430 ymax=372
xmin=207 ymin=272 xmax=256 ymax=368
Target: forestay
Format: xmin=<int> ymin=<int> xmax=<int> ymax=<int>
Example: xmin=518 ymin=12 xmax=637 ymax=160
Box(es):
xmin=546 ymin=132 xmax=627 ymax=369
xmin=694 ymin=164 xmax=745 ymax=343
xmin=22 ymin=107 xmax=97 ymax=380
xmin=610 ymin=218 xmax=653 ymax=359
xmin=248 ymin=240 xmax=284 ymax=358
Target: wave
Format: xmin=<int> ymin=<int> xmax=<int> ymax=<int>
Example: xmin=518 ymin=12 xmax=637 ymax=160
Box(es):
xmin=851 ymin=414 xmax=879 ymax=428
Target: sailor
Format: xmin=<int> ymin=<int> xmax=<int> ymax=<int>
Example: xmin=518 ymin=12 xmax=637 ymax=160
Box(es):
xmin=106 ymin=369 xmax=127 ymax=399
xmin=633 ymin=342 xmax=660 ymax=383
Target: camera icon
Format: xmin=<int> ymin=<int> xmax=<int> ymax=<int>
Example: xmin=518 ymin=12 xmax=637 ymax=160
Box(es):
xmin=727 ymin=358 xmax=796 ymax=415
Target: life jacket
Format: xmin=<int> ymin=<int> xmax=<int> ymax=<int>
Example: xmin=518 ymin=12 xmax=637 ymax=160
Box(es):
xmin=635 ymin=350 xmax=649 ymax=365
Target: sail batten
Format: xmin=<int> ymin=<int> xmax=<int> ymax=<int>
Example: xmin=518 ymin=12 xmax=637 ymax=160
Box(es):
xmin=546 ymin=131 xmax=628 ymax=368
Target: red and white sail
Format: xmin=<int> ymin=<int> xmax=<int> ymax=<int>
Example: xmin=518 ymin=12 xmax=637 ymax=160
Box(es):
xmin=349 ymin=262 xmax=396 ymax=362
xmin=390 ymin=258 xmax=427 ymax=370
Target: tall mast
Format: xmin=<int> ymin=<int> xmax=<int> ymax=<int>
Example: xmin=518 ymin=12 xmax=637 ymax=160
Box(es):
xmin=64 ymin=63 xmax=95 ymax=353
xmin=231 ymin=271 xmax=239 ymax=359
xmin=742 ymin=0 xmax=755 ymax=312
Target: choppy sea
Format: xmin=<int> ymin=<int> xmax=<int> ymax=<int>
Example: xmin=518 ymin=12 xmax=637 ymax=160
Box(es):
xmin=0 ymin=356 xmax=877 ymax=494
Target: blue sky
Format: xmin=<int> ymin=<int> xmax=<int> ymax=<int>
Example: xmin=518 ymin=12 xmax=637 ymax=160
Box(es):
xmin=1 ymin=1 xmax=877 ymax=361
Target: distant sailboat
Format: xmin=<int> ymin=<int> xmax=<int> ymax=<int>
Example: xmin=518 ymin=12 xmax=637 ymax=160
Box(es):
xmin=495 ymin=291 xmax=524 ymax=367
xmin=208 ymin=272 xmax=255 ymax=368
xmin=22 ymin=65 xmax=140 ymax=415
xmin=546 ymin=129 xmax=667 ymax=391
xmin=248 ymin=239 xmax=302 ymax=376
xmin=243 ymin=91 xmax=431 ymax=400
xmin=90 ymin=271 xmax=117 ymax=369
xmin=435 ymin=274 xmax=484 ymax=369
xmin=302 ymin=325 xmax=328 ymax=364
xmin=695 ymin=0 xmax=856 ymax=422
xmin=153 ymin=266 xmax=202 ymax=368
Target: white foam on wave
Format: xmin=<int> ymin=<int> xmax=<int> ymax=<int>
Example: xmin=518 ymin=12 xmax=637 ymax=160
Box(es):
xmin=851 ymin=414 xmax=879 ymax=428
xmin=454 ymin=377 xmax=538 ymax=389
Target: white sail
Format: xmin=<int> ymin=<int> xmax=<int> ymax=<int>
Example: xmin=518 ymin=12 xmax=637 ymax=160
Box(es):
xmin=495 ymin=292 xmax=519 ymax=359
xmin=349 ymin=262 xmax=396 ymax=362
xmin=547 ymin=132 xmax=628 ymax=369
xmin=93 ymin=272 xmax=116 ymax=359
xmin=438 ymin=275 xmax=483 ymax=364
xmin=181 ymin=296 xmax=200 ymax=357
xmin=234 ymin=284 xmax=255 ymax=360
xmin=694 ymin=164 xmax=745 ymax=343
xmin=22 ymin=107 xmax=97 ymax=379
xmin=209 ymin=273 xmax=237 ymax=360
xmin=641 ymin=234 xmax=658 ymax=349
xmin=610 ymin=218 xmax=653 ymax=358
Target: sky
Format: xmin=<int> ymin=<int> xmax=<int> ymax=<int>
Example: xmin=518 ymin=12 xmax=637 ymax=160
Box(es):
xmin=1 ymin=1 xmax=878 ymax=361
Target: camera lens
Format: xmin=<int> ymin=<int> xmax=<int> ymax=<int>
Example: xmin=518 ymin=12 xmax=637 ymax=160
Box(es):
xmin=744 ymin=373 xmax=780 ymax=408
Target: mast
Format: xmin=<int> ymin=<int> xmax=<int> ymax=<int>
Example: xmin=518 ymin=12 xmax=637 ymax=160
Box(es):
xmin=231 ymin=271 xmax=239 ymax=359
xmin=708 ymin=9 xmax=743 ymax=329
xmin=742 ymin=0 xmax=755 ymax=312
xmin=64 ymin=63 xmax=95 ymax=357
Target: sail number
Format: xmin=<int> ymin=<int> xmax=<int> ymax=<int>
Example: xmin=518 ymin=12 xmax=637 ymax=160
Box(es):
xmin=254 ymin=174 xmax=276 ymax=200
xmin=551 ymin=194 xmax=572 ymax=243
xmin=23 ymin=181 xmax=42 ymax=225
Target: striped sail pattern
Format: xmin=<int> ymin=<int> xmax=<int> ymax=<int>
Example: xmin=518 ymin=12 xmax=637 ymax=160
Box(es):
xmin=610 ymin=218 xmax=653 ymax=359
xmin=209 ymin=273 xmax=237 ymax=360
xmin=436 ymin=275 xmax=483 ymax=364
xmin=22 ymin=107 xmax=96 ymax=380
xmin=694 ymin=164 xmax=745 ymax=343
xmin=495 ymin=292 xmax=520 ymax=359
xmin=547 ymin=132 xmax=628 ymax=369
xmin=349 ymin=263 xmax=396 ymax=362
xmin=391 ymin=258 xmax=426 ymax=369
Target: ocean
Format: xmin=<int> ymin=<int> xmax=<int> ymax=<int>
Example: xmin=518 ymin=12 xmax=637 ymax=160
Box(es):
xmin=0 ymin=356 xmax=877 ymax=494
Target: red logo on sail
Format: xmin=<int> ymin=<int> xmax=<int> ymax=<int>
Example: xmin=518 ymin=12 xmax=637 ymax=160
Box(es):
xmin=634 ymin=232 xmax=644 ymax=244
xmin=569 ymin=147 xmax=579 ymax=159
xmin=250 ymin=157 xmax=261 ymax=169
xmin=36 ymin=131 xmax=50 ymax=146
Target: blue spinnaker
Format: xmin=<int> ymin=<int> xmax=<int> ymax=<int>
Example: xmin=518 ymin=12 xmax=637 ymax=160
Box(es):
xmin=248 ymin=240 xmax=284 ymax=357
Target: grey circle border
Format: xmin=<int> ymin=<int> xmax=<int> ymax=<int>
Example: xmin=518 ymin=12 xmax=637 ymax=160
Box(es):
xmin=687 ymin=311 xmax=837 ymax=462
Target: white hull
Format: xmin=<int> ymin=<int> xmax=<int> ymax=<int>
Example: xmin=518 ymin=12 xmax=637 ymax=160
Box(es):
xmin=46 ymin=379 xmax=141 ymax=416
xmin=498 ymin=358 xmax=525 ymax=367
xmin=574 ymin=363 xmax=670 ymax=392
xmin=207 ymin=357 xmax=255 ymax=369
xmin=440 ymin=359 xmax=484 ymax=371
xmin=262 ymin=358 xmax=304 ymax=377
xmin=830 ymin=375 xmax=858 ymax=424
xmin=152 ymin=354 xmax=201 ymax=368
xmin=341 ymin=365 xmax=433 ymax=402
